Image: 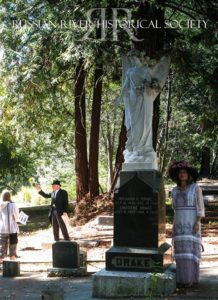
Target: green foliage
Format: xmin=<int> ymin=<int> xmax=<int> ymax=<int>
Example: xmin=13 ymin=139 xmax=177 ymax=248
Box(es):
xmin=0 ymin=0 xmax=217 ymax=200
xmin=158 ymin=4 xmax=218 ymax=175
xmin=23 ymin=188 xmax=32 ymax=203
xmin=0 ymin=129 xmax=36 ymax=190
xmin=21 ymin=186 xmax=50 ymax=206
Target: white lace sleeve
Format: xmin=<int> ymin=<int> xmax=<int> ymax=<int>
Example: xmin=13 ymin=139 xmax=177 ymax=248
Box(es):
xmin=195 ymin=185 xmax=205 ymax=217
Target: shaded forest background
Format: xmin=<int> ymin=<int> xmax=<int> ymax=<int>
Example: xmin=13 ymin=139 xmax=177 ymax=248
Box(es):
xmin=0 ymin=0 xmax=217 ymax=208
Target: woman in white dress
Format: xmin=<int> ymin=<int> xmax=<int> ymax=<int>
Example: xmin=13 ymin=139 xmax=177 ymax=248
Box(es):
xmin=0 ymin=190 xmax=19 ymax=264
xmin=169 ymin=160 xmax=205 ymax=288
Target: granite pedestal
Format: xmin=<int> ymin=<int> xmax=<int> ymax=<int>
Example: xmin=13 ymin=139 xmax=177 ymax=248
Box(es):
xmin=92 ymin=267 xmax=176 ymax=298
xmin=106 ymin=243 xmax=172 ymax=273
xmin=107 ymin=170 xmax=171 ymax=273
xmin=92 ymin=170 xmax=175 ymax=297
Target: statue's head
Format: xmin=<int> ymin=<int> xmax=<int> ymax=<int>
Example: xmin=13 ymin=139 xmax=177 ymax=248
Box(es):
xmin=127 ymin=49 xmax=142 ymax=66
xmin=127 ymin=48 xmax=141 ymax=58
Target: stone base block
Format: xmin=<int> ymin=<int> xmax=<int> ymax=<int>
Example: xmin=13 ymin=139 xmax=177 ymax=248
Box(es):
xmin=47 ymin=267 xmax=87 ymax=277
xmin=122 ymin=162 xmax=156 ymax=171
xmin=3 ymin=260 xmax=20 ymax=277
xmin=92 ymin=267 xmax=176 ymax=298
xmin=106 ymin=244 xmax=172 ymax=273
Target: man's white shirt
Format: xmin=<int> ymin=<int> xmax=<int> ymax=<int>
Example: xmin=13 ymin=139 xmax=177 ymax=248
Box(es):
xmin=54 ymin=189 xmax=60 ymax=198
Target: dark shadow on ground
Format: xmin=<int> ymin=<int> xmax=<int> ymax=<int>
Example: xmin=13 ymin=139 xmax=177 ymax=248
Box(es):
xmin=0 ymin=266 xmax=218 ymax=300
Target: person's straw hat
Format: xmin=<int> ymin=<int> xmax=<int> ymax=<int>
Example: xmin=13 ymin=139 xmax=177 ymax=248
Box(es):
xmin=168 ymin=160 xmax=199 ymax=182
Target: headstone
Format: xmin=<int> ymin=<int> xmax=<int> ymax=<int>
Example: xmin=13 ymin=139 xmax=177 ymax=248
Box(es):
xmin=3 ymin=260 xmax=20 ymax=277
xmin=106 ymin=170 xmax=172 ymax=273
xmin=52 ymin=241 xmax=79 ymax=269
xmin=113 ymin=171 xmax=165 ymax=247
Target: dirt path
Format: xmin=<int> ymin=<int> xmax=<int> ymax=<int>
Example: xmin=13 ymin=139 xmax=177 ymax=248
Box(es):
xmin=16 ymin=219 xmax=218 ymax=271
xmin=0 ymin=217 xmax=217 ymax=299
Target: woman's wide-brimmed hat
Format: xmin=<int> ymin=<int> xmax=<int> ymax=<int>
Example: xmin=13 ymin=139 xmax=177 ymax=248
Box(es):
xmin=168 ymin=160 xmax=199 ymax=182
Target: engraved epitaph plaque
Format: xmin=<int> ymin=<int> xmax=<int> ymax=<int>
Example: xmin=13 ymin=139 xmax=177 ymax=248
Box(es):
xmin=114 ymin=171 xmax=165 ymax=248
xmin=106 ymin=170 xmax=171 ymax=273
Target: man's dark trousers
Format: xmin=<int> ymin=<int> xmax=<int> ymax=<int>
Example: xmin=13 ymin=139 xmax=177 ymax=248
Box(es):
xmin=52 ymin=209 xmax=69 ymax=241
xmin=39 ymin=188 xmax=70 ymax=241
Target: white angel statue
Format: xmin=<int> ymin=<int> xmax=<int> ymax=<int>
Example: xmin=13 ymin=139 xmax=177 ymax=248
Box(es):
xmin=120 ymin=49 xmax=170 ymax=170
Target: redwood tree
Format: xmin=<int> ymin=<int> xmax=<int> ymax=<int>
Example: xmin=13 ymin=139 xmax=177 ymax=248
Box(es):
xmin=89 ymin=61 xmax=103 ymax=198
xmin=110 ymin=113 xmax=127 ymax=193
xmin=74 ymin=59 xmax=89 ymax=202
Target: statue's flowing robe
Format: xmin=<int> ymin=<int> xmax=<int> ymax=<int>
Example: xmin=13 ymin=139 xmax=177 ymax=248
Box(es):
xmin=121 ymin=56 xmax=170 ymax=166
xmin=122 ymin=66 xmax=159 ymax=155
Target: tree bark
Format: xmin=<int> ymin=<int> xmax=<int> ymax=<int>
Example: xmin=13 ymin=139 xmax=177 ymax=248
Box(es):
xmin=200 ymin=146 xmax=211 ymax=177
xmin=89 ymin=62 xmax=103 ymax=198
xmin=74 ymin=59 xmax=89 ymax=202
xmin=211 ymin=149 xmax=218 ymax=177
xmin=106 ymin=113 xmax=114 ymax=191
xmin=160 ymin=72 xmax=172 ymax=172
xmin=110 ymin=113 xmax=127 ymax=193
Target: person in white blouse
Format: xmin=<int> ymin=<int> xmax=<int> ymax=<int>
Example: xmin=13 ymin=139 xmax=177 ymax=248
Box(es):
xmin=0 ymin=190 xmax=19 ymax=263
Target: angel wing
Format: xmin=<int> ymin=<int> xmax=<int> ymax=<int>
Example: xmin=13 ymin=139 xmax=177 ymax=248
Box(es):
xmin=150 ymin=56 xmax=170 ymax=89
xmin=121 ymin=55 xmax=132 ymax=87
xmin=117 ymin=55 xmax=133 ymax=104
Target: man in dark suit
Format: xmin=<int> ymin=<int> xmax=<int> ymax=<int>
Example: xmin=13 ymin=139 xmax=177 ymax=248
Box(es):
xmin=36 ymin=180 xmax=70 ymax=241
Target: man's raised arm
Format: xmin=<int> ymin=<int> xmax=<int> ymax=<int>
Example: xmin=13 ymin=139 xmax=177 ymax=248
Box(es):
xmin=35 ymin=184 xmax=51 ymax=199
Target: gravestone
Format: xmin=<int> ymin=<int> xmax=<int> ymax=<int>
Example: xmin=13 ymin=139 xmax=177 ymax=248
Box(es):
xmin=106 ymin=170 xmax=171 ymax=273
xmin=48 ymin=241 xmax=87 ymax=277
xmin=52 ymin=241 xmax=79 ymax=268
xmin=93 ymin=170 xmax=176 ymax=297
xmin=3 ymin=260 xmax=20 ymax=277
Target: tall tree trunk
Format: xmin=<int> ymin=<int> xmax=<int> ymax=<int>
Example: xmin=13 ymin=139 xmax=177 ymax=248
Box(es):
xmin=211 ymin=149 xmax=218 ymax=177
xmin=200 ymin=146 xmax=211 ymax=177
xmin=89 ymin=62 xmax=103 ymax=198
xmin=152 ymin=95 xmax=161 ymax=151
xmin=106 ymin=113 xmax=114 ymax=191
xmin=110 ymin=113 xmax=127 ymax=193
xmin=134 ymin=0 xmax=165 ymax=150
xmin=160 ymin=72 xmax=172 ymax=172
xmin=74 ymin=59 xmax=89 ymax=202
